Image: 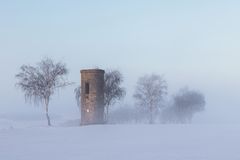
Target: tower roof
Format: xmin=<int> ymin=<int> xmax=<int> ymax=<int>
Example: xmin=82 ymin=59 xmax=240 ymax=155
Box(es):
xmin=80 ymin=69 xmax=105 ymax=74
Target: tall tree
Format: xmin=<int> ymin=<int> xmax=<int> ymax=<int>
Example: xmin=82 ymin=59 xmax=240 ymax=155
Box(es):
xmin=16 ymin=58 xmax=71 ymax=126
xmin=134 ymin=74 xmax=167 ymax=124
xmin=161 ymin=87 xmax=206 ymax=123
xmin=173 ymin=87 xmax=205 ymax=123
xmin=104 ymin=70 xmax=126 ymax=121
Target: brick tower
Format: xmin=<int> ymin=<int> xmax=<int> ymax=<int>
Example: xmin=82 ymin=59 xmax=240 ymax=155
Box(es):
xmin=80 ymin=69 xmax=105 ymax=125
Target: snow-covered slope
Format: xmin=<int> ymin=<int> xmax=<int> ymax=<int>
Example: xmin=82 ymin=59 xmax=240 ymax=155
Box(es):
xmin=0 ymin=123 xmax=240 ymax=160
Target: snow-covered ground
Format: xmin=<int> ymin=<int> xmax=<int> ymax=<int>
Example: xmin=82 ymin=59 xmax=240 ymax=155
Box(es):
xmin=0 ymin=119 xmax=240 ymax=160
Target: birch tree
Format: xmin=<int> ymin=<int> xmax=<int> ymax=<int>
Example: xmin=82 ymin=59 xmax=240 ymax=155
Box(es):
xmin=16 ymin=58 xmax=70 ymax=126
xmin=134 ymin=74 xmax=167 ymax=124
xmin=160 ymin=88 xmax=205 ymax=123
xmin=104 ymin=70 xmax=126 ymax=121
xmin=173 ymin=88 xmax=205 ymax=123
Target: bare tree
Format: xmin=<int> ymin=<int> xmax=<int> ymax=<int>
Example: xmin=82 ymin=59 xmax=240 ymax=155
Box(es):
xmin=16 ymin=58 xmax=71 ymax=126
xmin=104 ymin=70 xmax=126 ymax=121
xmin=134 ymin=74 xmax=167 ymax=124
xmin=173 ymin=87 xmax=205 ymax=123
xmin=161 ymin=87 xmax=206 ymax=123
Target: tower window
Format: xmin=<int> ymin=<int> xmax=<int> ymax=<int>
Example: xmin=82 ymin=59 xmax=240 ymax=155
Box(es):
xmin=85 ymin=83 xmax=90 ymax=94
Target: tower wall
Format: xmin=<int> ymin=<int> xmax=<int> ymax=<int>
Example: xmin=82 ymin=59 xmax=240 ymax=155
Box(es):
xmin=80 ymin=69 xmax=105 ymax=125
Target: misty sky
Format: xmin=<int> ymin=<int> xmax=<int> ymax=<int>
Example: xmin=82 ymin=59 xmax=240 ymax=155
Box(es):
xmin=0 ymin=0 xmax=240 ymax=123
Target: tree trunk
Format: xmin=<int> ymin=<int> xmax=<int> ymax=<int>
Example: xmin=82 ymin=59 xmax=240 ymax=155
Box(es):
xmin=45 ymin=99 xmax=51 ymax=126
xmin=46 ymin=112 xmax=51 ymax=126
xmin=105 ymin=105 xmax=109 ymax=123
xmin=149 ymin=104 xmax=154 ymax=124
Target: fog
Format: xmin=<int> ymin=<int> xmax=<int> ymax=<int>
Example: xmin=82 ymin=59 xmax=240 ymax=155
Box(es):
xmin=1 ymin=0 xmax=240 ymax=124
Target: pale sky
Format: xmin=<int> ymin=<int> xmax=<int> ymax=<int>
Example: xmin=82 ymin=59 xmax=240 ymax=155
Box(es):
xmin=0 ymin=0 xmax=240 ymax=123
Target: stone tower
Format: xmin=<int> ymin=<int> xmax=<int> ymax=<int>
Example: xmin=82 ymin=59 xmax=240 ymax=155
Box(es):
xmin=80 ymin=69 xmax=105 ymax=125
